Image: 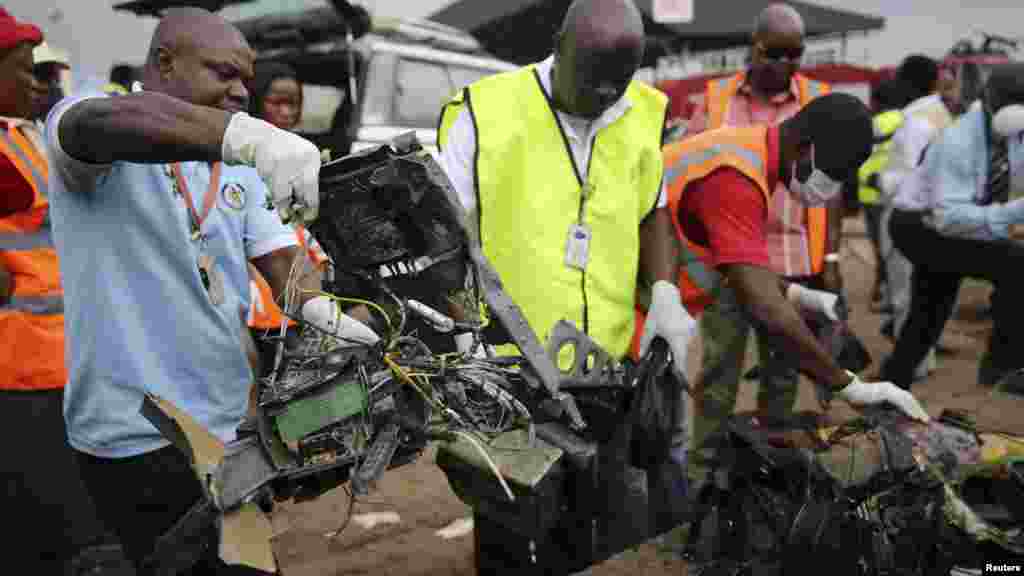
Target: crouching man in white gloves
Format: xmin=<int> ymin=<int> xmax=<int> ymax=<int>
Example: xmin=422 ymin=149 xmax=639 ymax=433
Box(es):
xmin=637 ymin=93 xmax=930 ymax=489
xmin=45 ymin=8 xmax=374 ymax=574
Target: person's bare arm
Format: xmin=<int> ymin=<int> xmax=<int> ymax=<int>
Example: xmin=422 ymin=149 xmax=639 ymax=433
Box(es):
xmin=777 ymin=276 xmax=792 ymax=296
xmin=253 ymin=246 xmax=374 ymax=325
xmin=58 ymin=92 xmax=231 ymax=165
xmin=722 ymin=263 xmax=852 ymax=391
xmin=639 ymin=206 xmax=678 ymax=286
xmin=827 ymin=196 xmax=844 ymax=255
xmin=823 ymin=198 xmax=844 ymax=292
xmin=251 ymin=246 xmax=321 ymax=317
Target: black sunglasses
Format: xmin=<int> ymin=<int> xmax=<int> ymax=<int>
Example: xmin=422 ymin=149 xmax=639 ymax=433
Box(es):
xmin=758 ymin=43 xmax=805 ymax=63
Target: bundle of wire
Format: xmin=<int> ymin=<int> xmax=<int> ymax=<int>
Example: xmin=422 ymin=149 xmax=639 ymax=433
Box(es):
xmin=256 ymin=247 xmax=529 ymax=512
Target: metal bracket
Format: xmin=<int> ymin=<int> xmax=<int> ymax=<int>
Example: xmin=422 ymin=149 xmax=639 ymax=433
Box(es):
xmin=545 ymin=320 xmax=623 ymax=389
xmin=211 ymin=434 xmax=279 ymax=512
xmin=419 ymin=153 xmax=587 ymax=430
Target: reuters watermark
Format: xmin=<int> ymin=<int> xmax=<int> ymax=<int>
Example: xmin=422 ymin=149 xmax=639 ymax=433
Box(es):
xmin=985 ymin=562 xmax=1024 ymax=573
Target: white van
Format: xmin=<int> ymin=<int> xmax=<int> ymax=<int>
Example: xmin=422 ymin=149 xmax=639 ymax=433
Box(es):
xmin=114 ymin=0 xmax=517 ymax=156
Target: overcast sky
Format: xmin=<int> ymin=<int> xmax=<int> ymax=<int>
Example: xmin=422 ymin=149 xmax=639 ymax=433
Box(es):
xmin=4 ymin=0 xmax=1022 ymax=86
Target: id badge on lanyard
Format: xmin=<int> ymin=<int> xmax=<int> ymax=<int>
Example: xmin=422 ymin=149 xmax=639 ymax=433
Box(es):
xmin=564 ymin=183 xmax=593 ymax=271
xmin=172 ymin=162 xmax=226 ymax=306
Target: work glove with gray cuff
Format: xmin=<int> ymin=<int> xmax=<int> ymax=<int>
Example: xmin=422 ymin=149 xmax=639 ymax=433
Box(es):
xmin=638 ymin=280 xmax=697 ymax=381
xmin=221 ymin=112 xmax=322 ymax=223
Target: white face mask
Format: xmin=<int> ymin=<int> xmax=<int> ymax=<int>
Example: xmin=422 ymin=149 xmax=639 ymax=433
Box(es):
xmin=789 ymin=145 xmax=843 ymax=207
xmin=993 ymin=104 xmax=1024 ymax=138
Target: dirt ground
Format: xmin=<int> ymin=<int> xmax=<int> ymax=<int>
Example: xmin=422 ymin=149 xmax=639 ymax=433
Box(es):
xmin=270 ymin=218 xmax=1024 ymax=576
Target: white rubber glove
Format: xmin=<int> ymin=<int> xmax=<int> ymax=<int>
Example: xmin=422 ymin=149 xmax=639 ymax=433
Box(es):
xmin=300 ymin=296 xmax=380 ymax=345
xmin=786 ymin=283 xmax=840 ymax=322
xmin=221 ymin=112 xmax=321 ymax=223
xmin=836 ymin=371 xmax=930 ymax=422
xmin=638 ymin=280 xmax=696 ymax=378
xmin=454 ymin=333 xmax=493 ymax=358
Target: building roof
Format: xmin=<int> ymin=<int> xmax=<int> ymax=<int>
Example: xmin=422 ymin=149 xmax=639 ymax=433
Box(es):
xmin=430 ymin=0 xmax=885 ymax=66
xmin=111 ymin=0 xmax=252 ymax=17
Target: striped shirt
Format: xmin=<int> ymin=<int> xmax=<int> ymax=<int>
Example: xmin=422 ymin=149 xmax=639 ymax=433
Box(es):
xmin=689 ymin=78 xmax=812 ymax=277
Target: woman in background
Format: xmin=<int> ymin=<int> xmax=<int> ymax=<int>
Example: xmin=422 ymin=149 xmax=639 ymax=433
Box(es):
xmin=249 ymin=61 xmax=303 ymax=131
xmin=244 ymin=62 xmax=323 ymax=381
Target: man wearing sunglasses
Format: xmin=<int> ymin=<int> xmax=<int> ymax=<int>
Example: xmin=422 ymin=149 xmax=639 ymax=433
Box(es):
xmin=684 ymin=3 xmax=840 ymax=482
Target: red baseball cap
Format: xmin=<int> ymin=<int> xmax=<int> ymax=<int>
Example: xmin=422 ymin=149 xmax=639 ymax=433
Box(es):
xmin=0 ymin=7 xmax=42 ymax=52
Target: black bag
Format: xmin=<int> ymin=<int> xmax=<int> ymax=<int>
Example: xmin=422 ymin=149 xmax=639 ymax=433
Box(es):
xmin=628 ymin=338 xmax=685 ymax=471
xmin=808 ymin=292 xmax=873 ymax=373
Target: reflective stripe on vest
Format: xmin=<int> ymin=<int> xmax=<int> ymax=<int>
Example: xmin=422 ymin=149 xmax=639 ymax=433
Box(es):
xmin=858 ymin=110 xmax=905 ymax=204
xmin=665 ymin=142 xmax=765 ymax=184
xmin=0 ymin=126 xmax=46 ymax=191
xmin=664 ymin=140 xmax=766 ymax=296
xmin=665 ymin=125 xmax=770 ymax=313
xmin=439 ymin=65 xmax=667 ymax=364
xmin=0 ymin=126 xmax=47 ymax=196
xmin=0 ymin=224 xmax=52 ymax=250
xmin=0 ymin=126 xmax=66 ymax=390
xmin=629 ymin=125 xmax=771 ymax=360
xmin=1 ymin=294 xmax=63 ymax=315
xmin=705 ymin=73 xmax=831 ymax=274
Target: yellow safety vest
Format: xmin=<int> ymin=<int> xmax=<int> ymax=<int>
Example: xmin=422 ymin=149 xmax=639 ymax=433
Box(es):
xmin=103 ymin=83 xmax=128 ymax=96
xmin=857 ymin=110 xmax=904 ymax=205
xmin=438 ymin=65 xmax=667 ymax=362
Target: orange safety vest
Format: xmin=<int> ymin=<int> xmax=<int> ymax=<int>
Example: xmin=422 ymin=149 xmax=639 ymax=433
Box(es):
xmin=705 ymin=72 xmax=831 ymax=275
xmin=630 ymin=125 xmax=773 ymax=360
xmin=0 ymin=123 xmax=66 ymax=390
xmin=247 ymin=226 xmax=327 ymax=330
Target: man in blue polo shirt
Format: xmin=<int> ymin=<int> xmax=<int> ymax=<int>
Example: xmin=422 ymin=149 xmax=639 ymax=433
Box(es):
xmin=46 ymin=8 xmax=377 ymax=575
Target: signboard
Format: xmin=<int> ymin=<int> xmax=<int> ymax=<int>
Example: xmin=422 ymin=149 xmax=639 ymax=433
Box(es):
xmin=652 ymin=0 xmax=693 ymax=24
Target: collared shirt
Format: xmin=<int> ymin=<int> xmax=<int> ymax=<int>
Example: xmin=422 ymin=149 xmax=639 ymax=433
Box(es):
xmin=914 ymin=101 xmax=1024 ymax=242
xmin=883 ymin=94 xmax=953 ymax=209
xmin=688 ymin=76 xmax=813 ymax=277
xmin=438 ymin=55 xmax=666 ymax=220
xmin=45 ymin=93 xmax=297 ymax=458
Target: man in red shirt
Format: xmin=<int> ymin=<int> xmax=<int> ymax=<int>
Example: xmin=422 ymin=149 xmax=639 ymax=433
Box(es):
xmin=649 ymin=93 xmax=930 ymax=483
xmin=0 ymin=8 xmax=40 ymax=218
xmin=0 ymin=8 xmax=119 ymax=573
xmin=685 ymin=4 xmax=842 ymax=462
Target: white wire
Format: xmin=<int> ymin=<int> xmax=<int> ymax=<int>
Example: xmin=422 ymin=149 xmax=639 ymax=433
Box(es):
xmin=452 ymin=430 xmax=515 ymax=503
xmin=269 ymin=247 xmax=308 ymax=386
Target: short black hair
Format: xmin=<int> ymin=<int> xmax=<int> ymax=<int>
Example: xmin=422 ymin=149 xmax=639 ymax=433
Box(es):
xmin=249 ymin=61 xmax=300 ymax=119
xmin=897 ymin=55 xmax=939 ymax=100
xmin=109 ymin=64 xmax=136 ymax=87
xmin=783 ymin=92 xmax=873 ymax=180
xmin=984 ymin=63 xmax=1024 ymax=112
xmin=873 ymin=79 xmax=914 ymax=112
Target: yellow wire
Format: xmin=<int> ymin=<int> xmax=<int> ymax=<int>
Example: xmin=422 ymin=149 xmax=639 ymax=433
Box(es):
xmin=384 ymin=355 xmax=441 ymax=410
xmin=301 ymin=289 xmax=393 ymax=338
